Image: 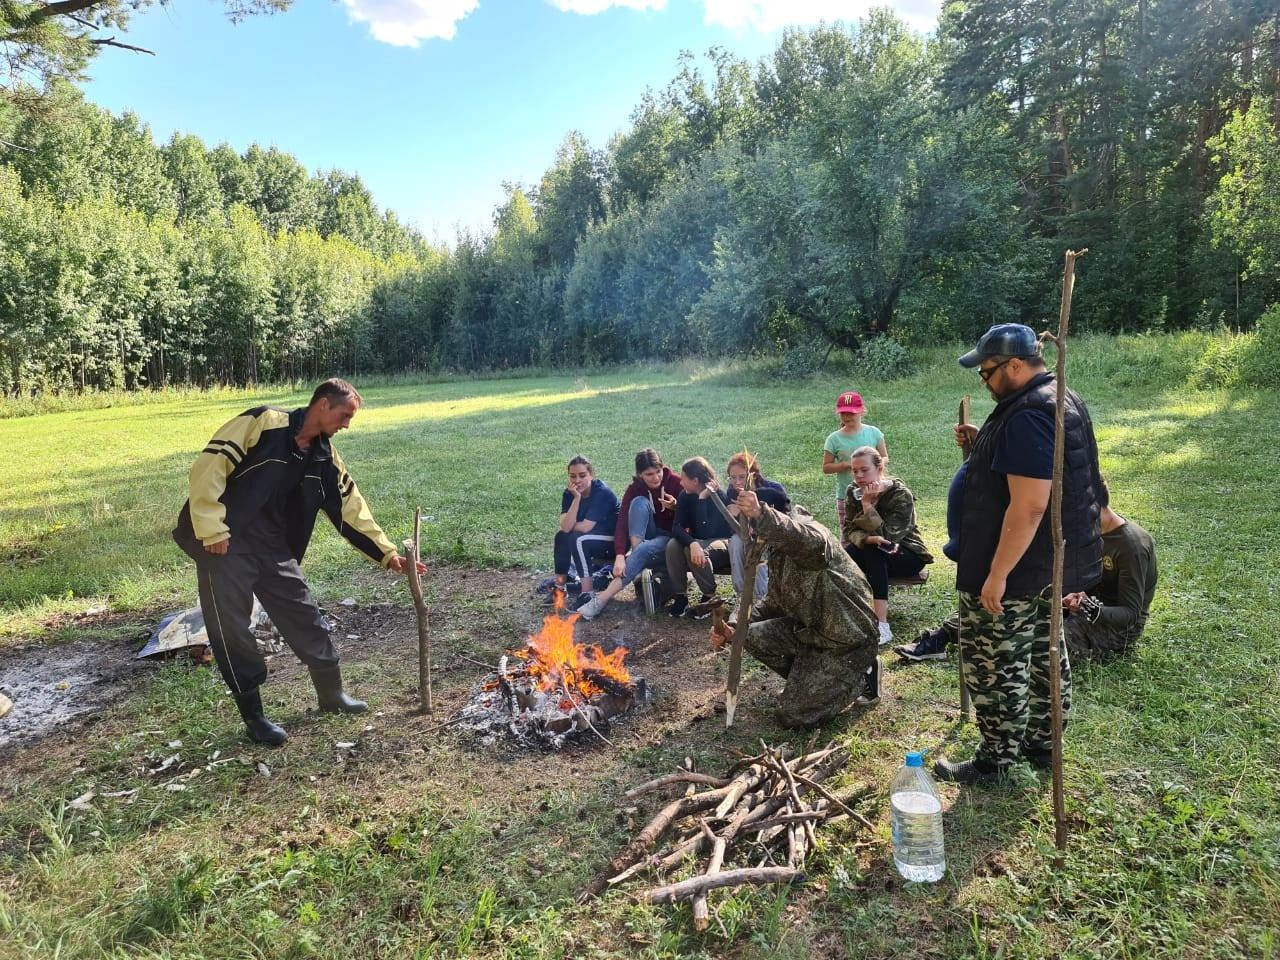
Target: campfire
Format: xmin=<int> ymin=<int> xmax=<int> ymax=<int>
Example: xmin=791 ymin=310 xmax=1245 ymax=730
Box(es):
xmin=455 ymin=595 xmax=649 ymax=748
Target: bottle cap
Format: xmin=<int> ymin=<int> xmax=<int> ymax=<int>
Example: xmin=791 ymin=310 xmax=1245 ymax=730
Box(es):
xmin=905 ymin=752 xmax=923 ymax=767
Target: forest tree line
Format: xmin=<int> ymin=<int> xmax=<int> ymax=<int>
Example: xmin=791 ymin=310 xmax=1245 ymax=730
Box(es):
xmin=1 ymin=1 xmax=1278 ymax=394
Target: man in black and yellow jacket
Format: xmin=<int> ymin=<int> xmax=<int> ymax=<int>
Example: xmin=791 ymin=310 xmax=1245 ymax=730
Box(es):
xmin=174 ymin=378 xmax=420 ymax=746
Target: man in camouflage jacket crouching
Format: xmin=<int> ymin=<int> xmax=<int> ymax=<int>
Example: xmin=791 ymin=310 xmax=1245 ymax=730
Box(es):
xmin=710 ymin=488 xmax=881 ymax=729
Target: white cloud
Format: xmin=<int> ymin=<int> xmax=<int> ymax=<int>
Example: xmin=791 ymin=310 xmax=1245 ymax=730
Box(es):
xmin=338 ymin=0 xmax=480 ymax=46
xmin=549 ymin=0 xmax=666 ymax=13
xmin=702 ymin=0 xmax=938 ymax=32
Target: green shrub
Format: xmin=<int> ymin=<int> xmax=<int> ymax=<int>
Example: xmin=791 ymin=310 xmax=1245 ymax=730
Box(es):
xmin=1189 ymin=332 xmax=1250 ymax=389
xmin=854 ymin=335 xmax=915 ymax=381
xmin=1240 ymin=304 xmax=1280 ymax=388
xmin=772 ymin=340 xmax=828 ymax=381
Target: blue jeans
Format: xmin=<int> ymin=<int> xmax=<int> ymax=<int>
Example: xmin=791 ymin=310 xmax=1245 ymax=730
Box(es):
xmin=620 ymin=497 xmax=670 ymax=588
xmin=729 ymin=532 xmax=769 ymax=599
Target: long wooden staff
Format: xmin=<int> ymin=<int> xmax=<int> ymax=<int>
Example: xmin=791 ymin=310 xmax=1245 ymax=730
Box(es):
xmin=403 ymin=507 xmax=433 ymax=714
xmin=956 ymin=396 xmax=972 ymax=720
xmin=1044 ymin=248 xmax=1086 ymax=861
xmin=705 ymin=473 xmax=759 ymax=728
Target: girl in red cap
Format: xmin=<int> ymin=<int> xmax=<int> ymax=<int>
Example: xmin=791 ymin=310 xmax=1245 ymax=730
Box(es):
xmin=822 ymin=390 xmax=888 ymax=540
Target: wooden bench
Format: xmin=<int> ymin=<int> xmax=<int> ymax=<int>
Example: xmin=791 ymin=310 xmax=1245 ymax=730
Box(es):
xmin=889 ymin=568 xmax=930 ymax=589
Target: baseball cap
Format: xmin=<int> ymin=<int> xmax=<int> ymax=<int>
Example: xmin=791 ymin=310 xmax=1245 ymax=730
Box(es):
xmin=835 ymin=390 xmax=865 ymax=414
xmin=958 ymin=323 xmax=1042 ymax=368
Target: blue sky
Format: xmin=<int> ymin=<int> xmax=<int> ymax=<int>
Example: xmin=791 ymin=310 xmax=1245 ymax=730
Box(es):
xmin=86 ymin=0 xmax=939 ymax=241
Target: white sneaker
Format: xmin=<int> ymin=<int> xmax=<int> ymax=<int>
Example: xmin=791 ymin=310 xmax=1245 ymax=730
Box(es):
xmin=577 ymin=595 xmax=606 ymax=620
xmin=878 ymin=621 xmax=893 ymax=646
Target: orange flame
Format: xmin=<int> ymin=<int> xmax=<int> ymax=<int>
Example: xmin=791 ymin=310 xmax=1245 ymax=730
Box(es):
xmin=515 ymin=598 xmax=631 ymax=699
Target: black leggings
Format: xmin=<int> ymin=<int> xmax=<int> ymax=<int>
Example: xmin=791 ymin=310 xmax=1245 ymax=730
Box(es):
xmin=845 ymin=544 xmax=926 ymax=601
xmin=553 ymin=531 xmax=615 ymax=579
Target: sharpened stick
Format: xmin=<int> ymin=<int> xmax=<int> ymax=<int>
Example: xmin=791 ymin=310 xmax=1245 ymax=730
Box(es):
xmin=705 ymin=482 xmax=759 ymax=727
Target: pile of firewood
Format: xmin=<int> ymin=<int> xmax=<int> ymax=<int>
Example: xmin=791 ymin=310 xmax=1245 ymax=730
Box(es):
xmin=580 ymin=742 xmax=873 ymax=929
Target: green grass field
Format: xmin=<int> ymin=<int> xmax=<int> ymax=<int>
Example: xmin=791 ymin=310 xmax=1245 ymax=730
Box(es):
xmin=2 ymin=337 xmax=1278 ymax=958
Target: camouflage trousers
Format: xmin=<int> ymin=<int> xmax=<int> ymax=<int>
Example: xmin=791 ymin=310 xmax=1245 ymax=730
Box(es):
xmin=958 ymin=592 xmax=1072 ymax=769
xmin=1065 ymin=614 xmax=1139 ymax=662
xmin=745 ymin=618 xmax=877 ymax=729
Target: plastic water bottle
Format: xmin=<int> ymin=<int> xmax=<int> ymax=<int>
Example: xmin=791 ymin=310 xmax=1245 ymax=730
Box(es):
xmin=890 ymin=752 xmax=945 ymax=882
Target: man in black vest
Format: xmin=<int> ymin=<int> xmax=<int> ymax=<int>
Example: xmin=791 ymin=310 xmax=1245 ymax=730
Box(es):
xmin=935 ymin=324 xmax=1102 ymax=784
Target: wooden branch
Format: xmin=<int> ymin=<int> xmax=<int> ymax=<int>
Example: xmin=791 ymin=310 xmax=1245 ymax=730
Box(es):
xmin=89 ymin=36 xmax=155 ymax=54
xmin=788 ymin=770 xmax=876 ymax=833
xmin=580 ymin=785 xmax=735 ymax=901
xmin=404 ymin=506 xmax=432 ymax=714
xmin=624 ymin=772 xmax=732 ymax=800
xmin=957 ymin=394 xmax=973 ymax=720
xmin=772 ymin=746 xmax=818 ymax=851
xmin=713 ymin=766 xmax=764 ymax=818
xmin=9 ymin=0 xmax=104 ymax=32
xmin=1042 ymin=247 xmax=1086 ymax=863
xmin=693 ymin=784 xmax=771 ymax=929
xmin=725 ymin=534 xmax=760 ymax=728
xmin=742 ymin=804 xmax=830 ymax=836
xmin=705 ymin=478 xmax=758 ymax=727
xmin=639 ymin=867 xmax=801 ymax=905
xmin=560 ymin=682 xmax=612 ymax=747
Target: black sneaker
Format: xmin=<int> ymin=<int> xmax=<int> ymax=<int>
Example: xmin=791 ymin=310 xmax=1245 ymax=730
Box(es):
xmin=894 ymin=628 xmax=949 ymax=662
xmin=542 ymin=587 xmax=566 ymax=608
xmin=855 ymin=656 xmax=881 ymax=706
xmin=668 ymin=595 xmax=689 ymax=617
xmin=571 ymin=592 xmax=595 ymax=612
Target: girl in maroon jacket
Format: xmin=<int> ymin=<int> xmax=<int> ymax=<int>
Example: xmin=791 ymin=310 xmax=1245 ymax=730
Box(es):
xmin=577 ymin=449 xmax=682 ymax=620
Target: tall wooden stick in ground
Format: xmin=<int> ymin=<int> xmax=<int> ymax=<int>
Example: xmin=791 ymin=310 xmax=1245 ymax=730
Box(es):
xmin=1043 ymin=248 xmax=1086 ymax=861
xmin=403 ymin=507 xmax=433 ymax=714
xmin=956 ymin=395 xmax=972 ymax=720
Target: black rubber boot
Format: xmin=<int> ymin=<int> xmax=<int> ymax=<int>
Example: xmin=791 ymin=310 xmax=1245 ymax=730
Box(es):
xmin=233 ymin=690 xmax=288 ymax=746
xmin=309 ymin=665 xmax=368 ymax=714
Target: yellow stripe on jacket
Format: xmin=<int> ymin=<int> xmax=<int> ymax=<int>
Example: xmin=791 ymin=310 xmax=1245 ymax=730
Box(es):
xmin=187 ymin=409 xmax=288 ymax=546
xmin=332 ymin=446 xmax=399 ymax=567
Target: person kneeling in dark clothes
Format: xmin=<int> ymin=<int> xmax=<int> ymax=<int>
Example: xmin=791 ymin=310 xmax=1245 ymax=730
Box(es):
xmin=841 ymin=446 xmax=934 ymax=647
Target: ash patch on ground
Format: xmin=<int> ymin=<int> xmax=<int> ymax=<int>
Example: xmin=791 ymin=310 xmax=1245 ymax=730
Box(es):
xmin=0 ymin=638 xmax=152 ymax=751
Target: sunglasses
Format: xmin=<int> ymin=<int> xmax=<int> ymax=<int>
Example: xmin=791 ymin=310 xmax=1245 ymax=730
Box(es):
xmin=978 ymin=358 xmax=1015 ymax=383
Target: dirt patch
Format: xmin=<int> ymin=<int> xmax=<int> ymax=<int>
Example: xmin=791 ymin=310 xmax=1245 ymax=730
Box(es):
xmin=0 ymin=565 xmax=797 ymax=774
xmin=0 ymin=636 xmax=153 ymax=752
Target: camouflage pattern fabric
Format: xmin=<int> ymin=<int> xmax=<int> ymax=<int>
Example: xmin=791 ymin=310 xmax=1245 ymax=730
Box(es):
xmin=745 ymin=617 xmax=877 ymax=728
xmin=958 ymin=591 xmax=1072 ymax=769
xmin=733 ymin=505 xmax=879 ymax=728
xmin=1064 ymin=614 xmax=1136 ymax=662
